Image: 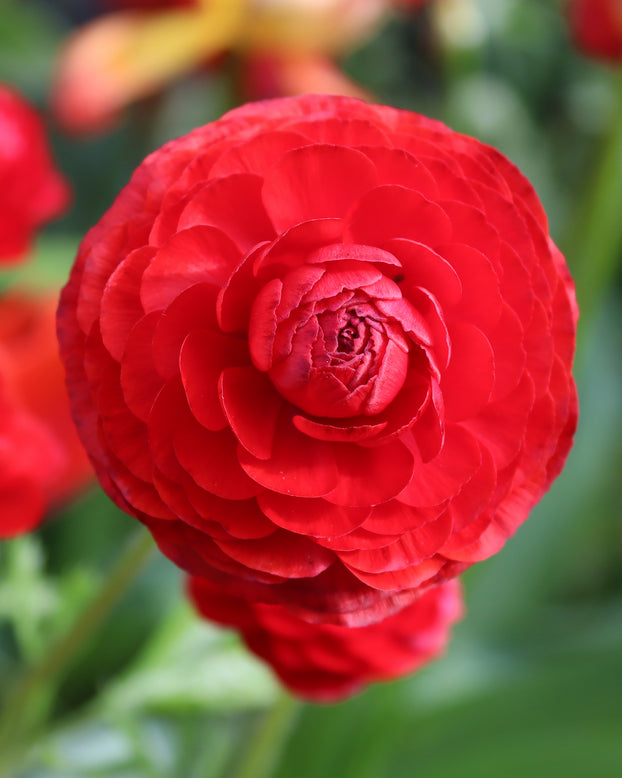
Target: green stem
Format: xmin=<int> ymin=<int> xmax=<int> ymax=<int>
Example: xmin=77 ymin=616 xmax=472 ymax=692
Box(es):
xmin=0 ymin=527 xmax=156 ymax=776
xmin=231 ymin=693 xmax=302 ymax=778
xmin=564 ymin=71 xmax=622 ymax=353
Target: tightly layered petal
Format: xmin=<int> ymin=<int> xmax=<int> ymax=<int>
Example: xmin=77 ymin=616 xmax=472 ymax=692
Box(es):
xmin=58 ymin=95 xmax=578 ymax=625
xmin=188 ymin=576 xmax=463 ymax=702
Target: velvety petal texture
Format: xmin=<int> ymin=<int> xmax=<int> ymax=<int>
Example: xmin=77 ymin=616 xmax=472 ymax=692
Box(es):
xmin=188 ymin=575 xmax=463 ymax=702
xmin=0 ymin=85 xmax=70 ymax=263
xmin=58 ymin=94 xmax=578 ymax=625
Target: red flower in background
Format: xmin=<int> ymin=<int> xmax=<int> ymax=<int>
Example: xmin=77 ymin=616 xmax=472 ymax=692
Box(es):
xmin=0 ymin=384 xmax=63 ymax=539
xmin=567 ymin=0 xmax=622 ymax=62
xmin=0 ymin=291 xmax=93 ymax=538
xmin=58 ymin=95 xmax=577 ymax=625
xmin=189 ymin=576 xmax=462 ymax=702
xmin=0 ymin=85 xmax=70 ymax=264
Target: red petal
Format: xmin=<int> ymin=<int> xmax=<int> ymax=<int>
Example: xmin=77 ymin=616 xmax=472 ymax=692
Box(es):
xmin=179 ymin=329 xmax=249 ymax=432
xmin=411 ymin=378 xmax=445 ymax=461
xmin=346 ymin=186 xmax=452 ymax=249
xmin=284 ymin=117 xmax=391 ymax=146
xmin=499 ymin=242 xmax=534 ymax=321
xmin=343 ymin=557 xmax=444 ymax=592
xmin=262 ymin=145 xmax=377 ymax=232
xmin=316 ymin=526 xmax=400 ymax=552
xmin=363 ymin=500 xmax=446 ymax=534
xmin=174 ymin=418 xmax=263 ymax=500
xmin=338 ymin=512 xmax=452 ymax=572
xmin=182 ymin=479 xmax=275 ymax=539
xmin=308 ymin=242 xmax=402 ymax=273
xmin=439 ymin=511 xmax=495 ymax=560
xmin=152 ymin=283 xmax=218 ymax=379
xmin=100 ymin=246 xmax=154 ymax=360
xmin=76 ymin=225 xmax=129 ymax=334
xmin=441 ymin=243 xmax=502 ymax=331
xmin=216 ymin=242 xmax=268 ymax=334
xmin=153 ymin=468 xmax=204 ymax=524
xmin=141 ymin=226 xmax=240 ymax=312
xmin=488 ymin=303 xmax=526 ymax=401
xmin=214 ymin=531 xmax=334 ymax=578
xmin=360 ymin=146 xmax=440 ymax=196
xmin=464 ymin=373 xmax=534 ymax=469
xmin=238 ymin=410 xmax=339 ymax=498
xmin=253 ymin=218 xmax=343 ymax=281
xmin=147 ymin=378 xmax=188 ymax=481
xmin=439 ymin=201 xmax=500 ymax=264
xmin=219 ymin=366 xmax=283 ymax=459
xmin=449 ymin=441 xmax=498 ymax=533
xmin=120 ymin=312 xmax=165 ymax=421
xmin=178 ymin=174 xmax=275 ymax=250
xmin=293 ymin=414 xmax=388 ymax=442
xmin=325 ymin=439 xmax=414 ymax=507
xmin=258 ymin=492 xmax=370 ymax=537
xmin=441 ymin=322 xmax=494 ymax=422
xmin=386 ymin=238 xmax=462 ymax=308
xmin=106 ymin=451 xmax=175 ymax=520
xmin=399 ymin=424 xmax=482 ymax=507
xmin=99 ymin=399 xmax=153 ymax=483
xmin=247 ymin=277 xmax=282 ymax=372
xmin=208 ymin=130 xmax=308 ymax=177
xmin=405 ymin=286 xmax=450 ymax=371
xmin=524 ymin=299 xmax=554 ymax=399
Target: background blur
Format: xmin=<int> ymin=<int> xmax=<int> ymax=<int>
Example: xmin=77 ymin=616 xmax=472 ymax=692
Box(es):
xmin=1 ymin=0 xmax=622 ymax=776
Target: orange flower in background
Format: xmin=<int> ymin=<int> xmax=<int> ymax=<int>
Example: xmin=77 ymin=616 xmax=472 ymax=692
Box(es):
xmin=567 ymin=0 xmax=622 ymax=62
xmin=104 ymin=0 xmax=199 ymax=7
xmin=0 ymin=290 xmax=93 ymax=538
xmin=0 ymin=85 xmax=70 ymax=264
xmin=189 ymin=576 xmax=463 ymax=702
xmin=52 ymin=0 xmax=432 ymax=134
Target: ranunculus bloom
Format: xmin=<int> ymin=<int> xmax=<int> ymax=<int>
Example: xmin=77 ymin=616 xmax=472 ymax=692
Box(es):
xmin=58 ymin=95 xmax=578 ymax=625
xmin=567 ymin=0 xmax=622 ymax=62
xmin=0 ymin=291 xmax=93 ymax=538
xmin=0 ymin=85 xmax=70 ymax=263
xmin=0 ymin=291 xmax=93 ymax=508
xmin=188 ymin=576 xmax=462 ymax=701
xmin=0 ymin=383 xmax=64 ymax=539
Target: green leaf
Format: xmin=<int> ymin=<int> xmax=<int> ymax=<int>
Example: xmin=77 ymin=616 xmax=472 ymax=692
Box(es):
xmin=100 ymin=603 xmax=278 ymax=714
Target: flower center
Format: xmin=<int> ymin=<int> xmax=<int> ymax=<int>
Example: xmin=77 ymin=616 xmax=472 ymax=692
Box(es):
xmin=248 ymin=260 xmax=428 ymax=420
xmin=337 ymin=312 xmax=361 ymax=354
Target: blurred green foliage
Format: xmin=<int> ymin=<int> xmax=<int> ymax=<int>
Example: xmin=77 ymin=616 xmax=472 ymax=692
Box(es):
xmin=1 ymin=0 xmax=622 ymax=776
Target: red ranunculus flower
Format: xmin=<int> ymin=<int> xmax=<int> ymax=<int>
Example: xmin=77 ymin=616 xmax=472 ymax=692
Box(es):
xmin=567 ymin=0 xmax=622 ymax=62
xmin=58 ymin=95 xmax=578 ymax=625
xmin=0 ymin=291 xmax=94 ymax=538
xmin=188 ymin=576 xmax=462 ymax=702
xmin=0 ymin=85 xmax=70 ymax=263
xmin=0 ymin=382 xmax=64 ymax=539
xmin=0 ymin=291 xmax=94 ymax=505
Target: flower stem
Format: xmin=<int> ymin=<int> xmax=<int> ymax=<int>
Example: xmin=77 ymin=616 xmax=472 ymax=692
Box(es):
xmin=564 ymin=71 xmax=622 ymax=351
xmin=0 ymin=527 xmax=156 ymax=776
xmin=231 ymin=693 xmax=302 ymax=778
